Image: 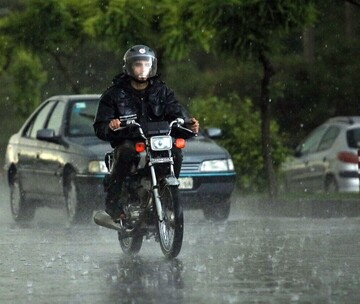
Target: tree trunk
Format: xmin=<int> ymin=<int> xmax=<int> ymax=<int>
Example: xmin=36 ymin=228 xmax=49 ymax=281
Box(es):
xmin=345 ymin=1 xmax=354 ymax=40
xmin=259 ymin=52 xmax=277 ymax=200
xmin=303 ymin=26 xmax=315 ymax=63
xmin=49 ymin=51 xmax=81 ymax=94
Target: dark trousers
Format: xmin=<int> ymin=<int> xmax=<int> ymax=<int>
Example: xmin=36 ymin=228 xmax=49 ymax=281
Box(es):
xmin=104 ymin=140 xmax=182 ymax=207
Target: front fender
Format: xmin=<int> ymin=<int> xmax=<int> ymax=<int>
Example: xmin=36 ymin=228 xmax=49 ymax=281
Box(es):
xmin=164 ymin=176 xmax=180 ymax=187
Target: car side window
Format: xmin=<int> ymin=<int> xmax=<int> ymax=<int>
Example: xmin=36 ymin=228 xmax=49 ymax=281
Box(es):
xmin=68 ymin=100 xmax=97 ymax=136
xmin=46 ymin=101 xmax=66 ymax=136
xmin=296 ymin=125 xmax=327 ymax=156
xmin=24 ymin=101 xmax=57 ymax=139
xmin=317 ymin=126 xmax=340 ymax=151
xmin=347 ymin=128 xmax=360 ymax=148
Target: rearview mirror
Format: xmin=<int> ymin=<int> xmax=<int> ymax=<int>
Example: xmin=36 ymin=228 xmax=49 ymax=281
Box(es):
xmin=36 ymin=128 xmax=64 ymax=145
xmin=204 ymin=128 xmax=222 ymax=139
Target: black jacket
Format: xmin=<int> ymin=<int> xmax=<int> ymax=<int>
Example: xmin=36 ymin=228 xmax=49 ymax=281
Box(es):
xmin=94 ymin=73 xmax=191 ymax=147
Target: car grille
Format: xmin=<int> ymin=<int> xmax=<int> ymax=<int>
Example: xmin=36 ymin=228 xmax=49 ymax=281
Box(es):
xmin=180 ymin=162 xmax=200 ymax=173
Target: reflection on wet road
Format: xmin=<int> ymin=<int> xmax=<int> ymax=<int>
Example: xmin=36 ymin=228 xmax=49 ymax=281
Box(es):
xmin=1 ymin=176 xmax=360 ymax=303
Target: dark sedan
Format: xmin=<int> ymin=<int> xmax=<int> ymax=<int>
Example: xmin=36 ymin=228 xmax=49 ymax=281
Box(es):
xmin=4 ymin=95 xmax=236 ymax=223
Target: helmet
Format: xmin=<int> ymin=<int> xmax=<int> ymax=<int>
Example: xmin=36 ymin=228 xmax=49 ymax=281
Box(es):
xmin=123 ymin=45 xmax=157 ymax=81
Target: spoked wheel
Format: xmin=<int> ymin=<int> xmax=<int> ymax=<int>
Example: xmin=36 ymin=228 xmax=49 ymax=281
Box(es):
xmin=157 ymin=184 xmax=183 ymax=259
xmin=10 ymin=174 xmax=36 ymax=222
xmin=119 ymin=233 xmax=143 ymax=255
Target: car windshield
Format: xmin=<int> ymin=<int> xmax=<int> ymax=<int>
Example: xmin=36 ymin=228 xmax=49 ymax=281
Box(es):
xmin=347 ymin=128 xmax=360 ymax=148
xmin=68 ymin=99 xmax=98 ymax=137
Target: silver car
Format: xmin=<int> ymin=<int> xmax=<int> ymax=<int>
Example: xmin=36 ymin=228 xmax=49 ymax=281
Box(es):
xmin=281 ymin=116 xmax=360 ymax=193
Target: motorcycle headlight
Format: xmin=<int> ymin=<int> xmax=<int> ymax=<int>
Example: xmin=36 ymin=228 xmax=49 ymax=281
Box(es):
xmin=150 ymin=136 xmax=172 ymax=151
xmin=200 ymin=159 xmax=234 ymax=172
xmin=88 ymin=160 xmax=108 ymax=173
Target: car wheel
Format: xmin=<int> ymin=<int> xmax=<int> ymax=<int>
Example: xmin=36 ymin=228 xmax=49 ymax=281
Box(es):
xmin=325 ymin=176 xmax=338 ymax=193
xmin=64 ymin=172 xmax=92 ymax=224
xmin=10 ymin=174 xmax=36 ymax=222
xmin=203 ymin=198 xmax=231 ymax=221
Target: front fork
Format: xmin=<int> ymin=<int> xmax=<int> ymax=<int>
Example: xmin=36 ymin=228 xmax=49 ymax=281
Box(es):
xmin=150 ymin=165 xmax=164 ymax=222
xmin=149 ymin=149 xmax=178 ymax=223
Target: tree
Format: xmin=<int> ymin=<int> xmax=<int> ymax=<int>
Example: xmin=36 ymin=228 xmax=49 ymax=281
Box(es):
xmin=160 ymin=0 xmax=317 ymax=198
xmin=0 ymin=0 xmax=99 ymax=94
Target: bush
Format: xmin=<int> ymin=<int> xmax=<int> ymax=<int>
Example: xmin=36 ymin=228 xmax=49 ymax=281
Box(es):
xmin=8 ymin=50 xmax=47 ymax=117
xmin=189 ymin=94 xmax=288 ymax=192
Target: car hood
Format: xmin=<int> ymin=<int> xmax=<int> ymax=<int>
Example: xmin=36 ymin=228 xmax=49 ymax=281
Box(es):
xmin=66 ymin=137 xmax=112 ymax=158
xmin=183 ymin=136 xmax=230 ymax=162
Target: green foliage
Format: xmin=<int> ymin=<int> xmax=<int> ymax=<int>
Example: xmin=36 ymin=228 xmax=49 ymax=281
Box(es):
xmin=8 ymin=50 xmax=47 ymax=117
xmin=160 ymin=0 xmax=317 ymax=60
xmin=85 ymin=0 xmax=157 ymax=53
xmin=189 ymin=95 xmax=288 ymax=191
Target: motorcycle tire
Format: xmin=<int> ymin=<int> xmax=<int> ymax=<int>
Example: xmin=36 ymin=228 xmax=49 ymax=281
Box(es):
xmin=157 ymin=184 xmax=183 ymax=259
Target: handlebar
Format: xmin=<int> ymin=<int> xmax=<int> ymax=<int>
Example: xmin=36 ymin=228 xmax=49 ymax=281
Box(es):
xmin=112 ymin=117 xmax=195 ymax=138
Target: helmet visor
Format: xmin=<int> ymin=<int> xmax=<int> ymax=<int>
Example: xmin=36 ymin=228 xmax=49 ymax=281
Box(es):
xmin=125 ymin=55 xmax=157 ymax=80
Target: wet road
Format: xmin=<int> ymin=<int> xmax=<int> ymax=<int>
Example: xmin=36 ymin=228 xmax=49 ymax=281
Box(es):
xmin=1 ymin=173 xmax=360 ymax=304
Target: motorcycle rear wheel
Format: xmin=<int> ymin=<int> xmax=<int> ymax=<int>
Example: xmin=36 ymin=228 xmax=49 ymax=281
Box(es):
xmin=118 ymin=233 xmax=143 ymax=255
xmin=158 ymin=184 xmax=183 ymax=259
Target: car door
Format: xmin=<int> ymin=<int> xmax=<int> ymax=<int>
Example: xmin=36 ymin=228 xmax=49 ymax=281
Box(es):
xmin=285 ymin=125 xmax=328 ymax=192
xmin=306 ymin=126 xmax=340 ymax=191
xmin=36 ymin=100 xmax=67 ymax=196
xmin=17 ymin=101 xmax=57 ymax=194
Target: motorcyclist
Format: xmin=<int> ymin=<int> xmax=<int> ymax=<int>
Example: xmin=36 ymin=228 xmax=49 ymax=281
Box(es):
xmin=93 ymin=44 xmax=199 ymax=221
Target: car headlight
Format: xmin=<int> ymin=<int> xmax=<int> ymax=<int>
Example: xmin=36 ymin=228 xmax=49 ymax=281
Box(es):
xmin=200 ymin=159 xmax=234 ymax=172
xmin=88 ymin=160 xmax=108 ymax=173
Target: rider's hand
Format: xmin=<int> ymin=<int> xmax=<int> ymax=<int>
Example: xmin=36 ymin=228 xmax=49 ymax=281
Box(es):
xmin=190 ymin=118 xmax=199 ymax=134
xmin=109 ymin=119 xmax=121 ymax=131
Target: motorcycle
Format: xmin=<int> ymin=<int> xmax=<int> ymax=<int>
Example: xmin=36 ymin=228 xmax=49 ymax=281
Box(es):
xmin=94 ymin=115 xmax=195 ymax=258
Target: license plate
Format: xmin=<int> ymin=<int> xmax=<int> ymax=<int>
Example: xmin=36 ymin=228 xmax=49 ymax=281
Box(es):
xmin=178 ymin=177 xmax=193 ymax=189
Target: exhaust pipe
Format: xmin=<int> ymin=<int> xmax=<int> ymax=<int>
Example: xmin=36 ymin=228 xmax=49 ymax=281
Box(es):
xmin=93 ymin=210 xmax=124 ymax=232
xmin=93 ymin=211 xmax=137 ymax=239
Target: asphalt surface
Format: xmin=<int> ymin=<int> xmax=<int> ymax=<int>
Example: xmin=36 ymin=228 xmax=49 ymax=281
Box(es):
xmin=1 ymin=172 xmax=360 ymax=304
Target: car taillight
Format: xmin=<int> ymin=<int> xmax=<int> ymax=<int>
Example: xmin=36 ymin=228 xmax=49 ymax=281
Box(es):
xmin=175 ymin=138 xmax=186 ymax=149
xmin=135 ymin=142 xmax=146 ymax=153
xmin=337 ymin=151 xmax=358 ymax=163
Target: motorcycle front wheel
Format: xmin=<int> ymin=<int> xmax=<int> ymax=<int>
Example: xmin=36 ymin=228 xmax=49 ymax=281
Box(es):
xmin=157 ymin=184 xmax=183 ymax=259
